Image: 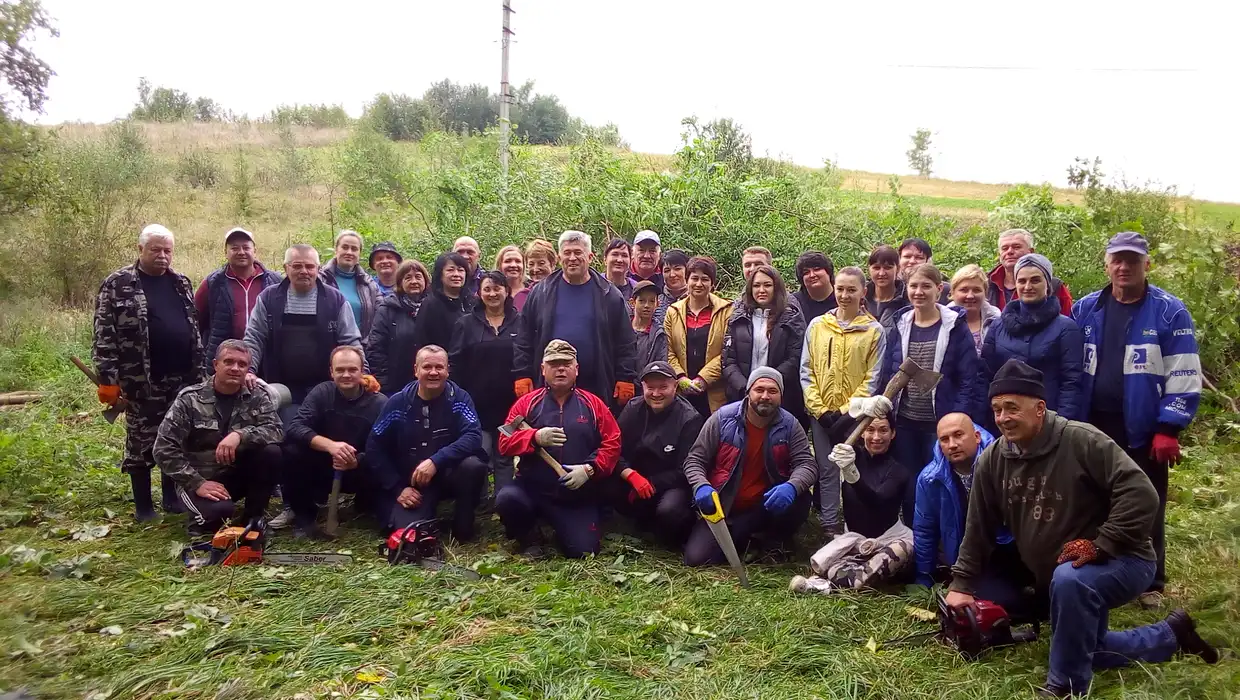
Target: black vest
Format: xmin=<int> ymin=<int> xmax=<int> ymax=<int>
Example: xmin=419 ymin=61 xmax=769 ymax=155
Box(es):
xmin=257 ymin=279 xmax=345 ymax=388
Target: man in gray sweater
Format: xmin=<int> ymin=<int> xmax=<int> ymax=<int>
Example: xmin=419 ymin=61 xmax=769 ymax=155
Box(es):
xmin=946 ymin=360 xmax=1218 ymax=697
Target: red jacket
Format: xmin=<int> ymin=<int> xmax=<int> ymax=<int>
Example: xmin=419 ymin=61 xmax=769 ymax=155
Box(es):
xmin=499 ymin=387 xmax=621 ymax=493
xmin=987 ymin=264 xmax=1073 ymax=316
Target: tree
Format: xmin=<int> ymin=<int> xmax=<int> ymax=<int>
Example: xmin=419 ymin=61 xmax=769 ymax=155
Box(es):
xmin=906 ymin=128 xmax=933 ymax=177
xmin=0 ymin=0 xmax=57 ymax=216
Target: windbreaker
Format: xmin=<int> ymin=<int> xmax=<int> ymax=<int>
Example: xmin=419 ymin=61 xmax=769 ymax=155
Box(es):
xmin=799 ymin=308 xmax=885 ymax=420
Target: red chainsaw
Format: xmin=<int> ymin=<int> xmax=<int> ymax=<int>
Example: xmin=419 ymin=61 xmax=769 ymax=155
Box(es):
xmin=885 ymin=592 xmax=1040 ymax=658
xmin=380 ymin=519 xmax=479 ymax=579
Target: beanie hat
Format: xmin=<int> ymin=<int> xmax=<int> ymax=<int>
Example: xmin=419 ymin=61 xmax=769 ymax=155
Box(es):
xmin=747 ymin=366 xmax=784 ymax=393
xmin=1014 ymin=253 xmax=1053 ymax=281
xmin=988 ymin=359 xmax=1045 ymax=401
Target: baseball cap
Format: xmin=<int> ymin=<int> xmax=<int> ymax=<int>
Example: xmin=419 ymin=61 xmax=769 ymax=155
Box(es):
xmin=631 ymin=280 xmax=659 ymax=297
xmin=640 ymin=361 xmax=677 ymax=381
xmin=633 ymin=230 xmax=661 ymax=246
xmin=542 ymin=339 xmax=577 ymax=363
xmin=224 ymin=227 xmax=254 ymax=244
xmin=1105 ymin=231 xmax=1149 ymax=256
xmin=368 ymin=241 xmax=403 ymax=266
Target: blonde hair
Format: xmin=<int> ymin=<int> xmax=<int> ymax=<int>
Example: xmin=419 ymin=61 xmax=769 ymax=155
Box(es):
xmin=524 ymin=238 xmax=557 ymax=265
xmin=950 ymin=264 xmax=988 ymax=292
xmin=494 ymin=244 xmax=524 ymax=270
xmin=907 ymin=262 xmax=944 ymax=286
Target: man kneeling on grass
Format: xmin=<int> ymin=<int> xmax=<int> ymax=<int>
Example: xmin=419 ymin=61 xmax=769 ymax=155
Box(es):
xmin=945 ymin=360 xmax=1219 ymax=697
xmin=154 ymin=340 xmax=284 ymax=537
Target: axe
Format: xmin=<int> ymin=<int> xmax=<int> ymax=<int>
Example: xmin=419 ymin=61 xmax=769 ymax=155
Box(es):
xmin=70 ymin=356 xmax=125 ymax=424
xmin=842 ymin=358 xmax=941 ymax=447
xmin=498 ymin=415 xmax=568 ymax=478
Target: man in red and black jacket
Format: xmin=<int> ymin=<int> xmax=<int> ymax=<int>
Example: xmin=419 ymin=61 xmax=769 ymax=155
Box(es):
xmin=497 ymin=339 xmax=621 ymax=558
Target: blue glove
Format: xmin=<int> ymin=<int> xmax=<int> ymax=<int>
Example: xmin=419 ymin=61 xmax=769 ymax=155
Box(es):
xmin=694 ymin=484 xmax=718 ymax=515
xmin=762 ymin=482 xmax=797 ymax=514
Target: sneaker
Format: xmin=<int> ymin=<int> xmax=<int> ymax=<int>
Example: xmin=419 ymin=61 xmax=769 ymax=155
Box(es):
xmin=268 ymin=507 xmax=295 ymax=530
xmin=187 ymin=521 xmax=219 ymax=541
xmin=1165 ymin=609 xmax=1220 ymax=664
xmin=292 ymin=521 xmax=329 ymax=541
xmin=1138 ymin=591 xmax=1164 ymax=610
xmin=518 ymin=544 xmax=549 ymax=560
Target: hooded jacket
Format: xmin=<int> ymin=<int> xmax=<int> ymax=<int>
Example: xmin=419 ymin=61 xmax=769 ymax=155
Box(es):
xmin=800 ymin=308 xmax=885 ymax=420
xmin=320 ymin=259 xmax=380 ymax=337
xmin=864 ymin=279 xmax=911 ymax=328
xmin=664 ymin=293 xmax=733 ymax=413
xmin=982 ymin=295 xmax=1085 ymax=421
xmin=365 ymin=292 xmax=422 ymax=393
xmin=449 ymin=305 xmax=521 ymax=430
xmin=617 ymin=395 xmax=703 ymax=493
xmin=879 ymin=305 xmax=983 ymax=423
xmin=911 ymin=423 xmax=1008 ymax=586
xmin=987 ymin=263 xmax=1074 ymax=316
xmin=721 ymin=302 xmax=807 ymax=414
xmin=1073 ymin=283 xmax=1200 ymax=448
xmin=950 ymin=412 xmax=1158 ymax=592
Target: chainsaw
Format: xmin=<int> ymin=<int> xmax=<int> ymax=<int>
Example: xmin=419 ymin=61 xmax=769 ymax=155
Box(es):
xmin=181 ymin=518 xmax=353 ymax=568
xmin=884 ymin=592 xmax=1039 ymax=659
xmin=380 ymin=519 xmax=479 ymax=579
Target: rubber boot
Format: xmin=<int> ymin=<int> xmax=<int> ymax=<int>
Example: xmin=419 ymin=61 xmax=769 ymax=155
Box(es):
xmin=130 ymin=470 xmax=158 ymax=522
xmin=160 ymin=471 xmax=185 ymax=513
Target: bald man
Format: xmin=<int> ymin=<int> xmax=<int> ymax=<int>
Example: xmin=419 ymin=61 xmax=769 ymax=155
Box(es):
xmin=453 ymin=236 xmax=484 ymax=296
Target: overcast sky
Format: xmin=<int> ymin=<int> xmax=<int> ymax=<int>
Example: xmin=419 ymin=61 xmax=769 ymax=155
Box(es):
xmin=30 ymin=0 xmax=1240 ymax=201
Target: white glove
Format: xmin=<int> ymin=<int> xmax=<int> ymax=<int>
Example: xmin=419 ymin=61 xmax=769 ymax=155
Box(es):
xmin=848 ymin=395 xmax=893 ymax=419
xmin=559 ymin=463 xmax=591 ymax=490
xmin=535 ymin=427 xmax=567 ymax=447
xmin=828 ymin=443 xmax=860 ymax=484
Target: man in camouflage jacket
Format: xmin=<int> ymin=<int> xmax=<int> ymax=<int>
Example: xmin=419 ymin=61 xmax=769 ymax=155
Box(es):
xmin=93 ymin=225 xmax=206 ymax=520
xmin=154 ymin=340 xmax=283 ymax=535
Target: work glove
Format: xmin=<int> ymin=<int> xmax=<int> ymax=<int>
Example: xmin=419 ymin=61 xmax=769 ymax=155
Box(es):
xmin=762 ymin=482 xmax=797 ymax=514
xmin=559 ymin=463 xmax=591 ymax=490
xmin=1150 ymin=434 xmax=1182 ymax=464
xmin=360 ymin=374 xmax=381 ymax=393
xmin=828 ymin=443 xmax=860 ymax=484
xmin=514 ymin=378 xmax=533 ymax=397
xmin=534 ymin=426 xmax=567 ymax=447
xmin=614 ymin=381 xmax=636 ymax=404
xmin=623 ymin=469 xmax=655 ymax=500
xmin=97 ymin=384 xmax=121 ymax=407
xmin=1057 ymin=538 xmax=1106 ymax=568
xmin=847 ymin=395 xmax=893 ymax=419
xmin=694 ymin=484 xmax=718 ymax=515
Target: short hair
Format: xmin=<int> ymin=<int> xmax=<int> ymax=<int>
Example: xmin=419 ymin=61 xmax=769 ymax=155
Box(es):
xmin=795 ymin=251 xmax=835 ymax=289
xmin=558 ymin=230 xmax=592 ymax=252
xmin=416 ymin=344 xmax=448 ymax=364
xmin=330 ymin=345 xmax=365 ymax=366
xmin=524 ymin=238 xmax=557 ymax=265
xmin=907 ymin=262 xmax=944 ymax=286
xmin=686 ymin=255 xmax=718 ymax=285
xmin=138 ymin=224 xmax=173 ymax=247
xmin=430 ymin=252 xmax=471 ymax=295
xmin=950 ymin=264 xmax=989 ymax=292
xmin=742 ymin=246 xmax=772 ymax=262
xmin=867 ymin=244 xmax=899 ymax=267
xmin=215 ymin=339 xmax=251 ymax=361
xmin=334 ymin=229 xmax=363 ymax=247
xmin=284 ymin=244 xmax=320 ymax=265
xmin=899 ymin=237 xmax=933 ymax=259
xmin=453 ymin=235 xmax=479 ymax=251
xmin=663 ymin=249 xmax=690 ymax=268
xmin=999 ymin=228 xmax=1035 ymax=249
xmin=835 ymin=266 xmax=866 ymax=284
xmin=604 ymin=238 xmax=630 ymax=256
xmin=395 ymin=259 xmax=429 ymax=296
xmin=493 ymin=244 xmax=524 ymax=270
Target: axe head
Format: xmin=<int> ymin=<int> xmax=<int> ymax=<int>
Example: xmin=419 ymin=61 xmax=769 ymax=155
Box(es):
xmin=498 ymin=414 xmax=528 ymax=438
xmin=897 ymin=358 xmax=942 ymax=390
xmin=102 ymin=406 xmax=121 ymax=424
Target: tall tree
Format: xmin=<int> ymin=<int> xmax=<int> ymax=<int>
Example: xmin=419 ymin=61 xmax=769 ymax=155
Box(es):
xmin=0 ymin=0 xmax=57 ymax=216
xmin=906 ymin=128 xmax=934 ymax=177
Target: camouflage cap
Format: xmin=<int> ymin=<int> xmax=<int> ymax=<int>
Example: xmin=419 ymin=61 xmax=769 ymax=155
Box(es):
xmin=543 ymin=339 xmax=577 ymax=363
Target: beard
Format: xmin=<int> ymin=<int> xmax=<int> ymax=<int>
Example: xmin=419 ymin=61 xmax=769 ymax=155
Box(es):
xmin=752 ymin=401 xmax=777 ymax=417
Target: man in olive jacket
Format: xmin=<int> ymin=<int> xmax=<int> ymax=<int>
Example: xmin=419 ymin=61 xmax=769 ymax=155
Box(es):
xmin=945 ymin=360 xmax=1217 ymax=697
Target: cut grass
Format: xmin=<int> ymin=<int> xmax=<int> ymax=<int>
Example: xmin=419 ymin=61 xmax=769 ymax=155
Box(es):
xmin=1 ymin=345 xmax=1238 ymax=699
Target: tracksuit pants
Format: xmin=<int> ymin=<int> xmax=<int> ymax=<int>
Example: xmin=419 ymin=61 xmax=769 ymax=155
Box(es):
xmin=607 ymin=480 xmax=695 ymax=549
xmin=174 ymin=444 xmax=280 ymax=529
xmin=281 ymin=443 xmax=375 ymax=526
xmin=495 ymin=480 xmax=601 ymax=558
xmin=387 ymin=456 xmax=487 ymax=542
xmin=683 ymin=492 xmax=811 ymax=567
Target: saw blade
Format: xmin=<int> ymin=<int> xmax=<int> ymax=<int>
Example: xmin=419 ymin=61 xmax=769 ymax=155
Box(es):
xmin=705 ymin=518 xmax=750 ymax=587
xmin=262 ymin=553 xmax=353 ymax=566
xmin=418 ymin=558 xmax=480 ymax=579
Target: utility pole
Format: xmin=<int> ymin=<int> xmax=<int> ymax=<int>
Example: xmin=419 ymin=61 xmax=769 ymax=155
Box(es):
xmin=499 ymin=0 xmax=514 ymax=182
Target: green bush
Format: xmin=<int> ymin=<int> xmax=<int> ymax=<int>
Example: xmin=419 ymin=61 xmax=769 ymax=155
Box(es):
xmin=173 ymin=149 xmax=221 ymax=189
xmin=267 ymin=103 xmax=351 ymax=129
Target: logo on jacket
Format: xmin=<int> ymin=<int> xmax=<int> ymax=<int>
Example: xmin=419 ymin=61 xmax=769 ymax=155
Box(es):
xmin=577 ymin=415 xmax=589 ymax=424
xmin=664 ymin=444 xmax=675 ymax=452
xmin=1130 ymin=348 xmax=1148 ymax=366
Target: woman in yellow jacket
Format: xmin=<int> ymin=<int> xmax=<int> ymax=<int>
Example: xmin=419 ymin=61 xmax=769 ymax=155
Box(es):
xmin=665 ymin=256 xmax=733 ymax=417
xmin=800 ymin=266 xmax=886 ymax=536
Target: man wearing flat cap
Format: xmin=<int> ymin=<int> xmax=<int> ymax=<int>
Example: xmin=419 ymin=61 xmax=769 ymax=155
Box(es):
xmin=946 ymin=359 xmax=1217 ymax=698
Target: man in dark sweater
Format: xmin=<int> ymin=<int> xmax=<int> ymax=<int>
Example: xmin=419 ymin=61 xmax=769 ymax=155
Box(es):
xmin=282 ymin=346 xmax=388 ymax=538
xmin=827 ymin=416 xmax=907 ymax=538
xmin=946 ymin=360 xmax=1218 ymax=697
xmin=612 ymin=361 xmax=704 ymax=548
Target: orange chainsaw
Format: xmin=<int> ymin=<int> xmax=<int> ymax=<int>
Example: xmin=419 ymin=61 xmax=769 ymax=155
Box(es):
xmin=180 ymin=518 xmax=352 ymax=567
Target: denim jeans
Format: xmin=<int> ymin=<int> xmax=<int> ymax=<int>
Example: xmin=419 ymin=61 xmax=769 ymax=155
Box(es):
xmin=1047 ymin=555 xmax=1177 ymax=692
xmin=892 ymin=416 xmax=937 ymax=524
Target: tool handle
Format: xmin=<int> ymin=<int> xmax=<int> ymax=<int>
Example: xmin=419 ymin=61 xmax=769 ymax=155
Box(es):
xmin=324 ymin=470 xmax=343 ymax=535
xmin=515 ymin=417 xmax=569 ymax=478
xmin=843 ymin=373 xmax=913 ymax=446
xmin=71 ymin=355 xmax=102 ymax=385
xmin=702 ymin=490 xmax=725 ymax=524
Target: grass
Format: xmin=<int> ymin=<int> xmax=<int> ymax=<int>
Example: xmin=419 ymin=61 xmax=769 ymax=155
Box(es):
xmin=1 ymin=314 xmax=1238 ymax=699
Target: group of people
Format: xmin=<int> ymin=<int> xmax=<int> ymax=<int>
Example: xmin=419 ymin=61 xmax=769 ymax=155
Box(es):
xmin=94 ymin=223 xmax=1216 ymax=697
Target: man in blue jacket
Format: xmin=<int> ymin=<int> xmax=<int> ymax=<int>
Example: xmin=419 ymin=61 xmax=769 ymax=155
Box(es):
xmin=1073 ymin=232 xmax=1200 ymax=606
xmin=366 ymin=345 xmax=488 ymax=542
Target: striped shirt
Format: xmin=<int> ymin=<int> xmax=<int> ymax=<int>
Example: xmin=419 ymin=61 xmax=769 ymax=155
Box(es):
xmin=286 ymin=287 xmax=318 ymax=315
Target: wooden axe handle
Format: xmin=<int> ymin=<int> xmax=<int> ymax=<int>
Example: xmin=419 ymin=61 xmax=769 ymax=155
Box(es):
xmin=70 ymin=356 xmax=101 ymax=385
xmin=508 ymin=417 xmax=569 ymax=478
xmin=843 ymin=371 xmax=915 ymax=447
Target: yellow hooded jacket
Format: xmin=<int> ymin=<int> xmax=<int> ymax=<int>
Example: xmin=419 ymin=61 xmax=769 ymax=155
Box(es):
xmin=800 ymin=308 xmax=886 ymax=419
xmin=665 ymin=293 xmax=733 ymax=413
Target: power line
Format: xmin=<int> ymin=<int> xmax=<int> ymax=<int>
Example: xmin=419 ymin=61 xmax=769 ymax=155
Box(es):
xmin=887 ymin=64 xmax=1198 ymax=73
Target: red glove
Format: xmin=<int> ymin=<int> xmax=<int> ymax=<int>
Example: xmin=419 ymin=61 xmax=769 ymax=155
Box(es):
xmin=514 ymin=378 xmax=533 ymax=397
xmin=614 ymin=381 xmax=635 ymax=404
xmin=1150 ymin=434 xmax=1181 ymax=465
xmin=623 ymin=469 xmax=655 ymax=500
xmin=360 ymin=375 xmax=381 ymax=393
xmin=1057 ymin=538 xmax=1104 ymax=568
xmin=97 ymin=385 xmax=121 ymax=407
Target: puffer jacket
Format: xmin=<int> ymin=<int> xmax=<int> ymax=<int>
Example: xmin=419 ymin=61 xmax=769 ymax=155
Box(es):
xmin=879 ymin=305 xmax=982 ymax=423
xmin=365 ymin=292 xmax=422 ymax=393
xmin=982 ymin=295 xmax=1085 ymax=421
xmin=987 ymin=264 xmax=1074 ymax=316
xmin=665 ymin=294 xmax=733 ymax=413
xmin=800 ymin=308 xmax=885 ymax=420
xmin=721 ymin=303 xmax=806 ymax=416
xmin=320 ymin=259 xmax=380 ymax=337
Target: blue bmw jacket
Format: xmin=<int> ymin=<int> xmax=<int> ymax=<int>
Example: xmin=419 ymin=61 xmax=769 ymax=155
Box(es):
xmin=1073 ymin=283 xmax=1200 ymax=448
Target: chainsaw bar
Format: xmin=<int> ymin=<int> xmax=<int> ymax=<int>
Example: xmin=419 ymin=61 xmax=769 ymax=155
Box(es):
xmin=263 ymin=553 xmax=353 ymax=566
xmin=417 ymin=557 xmax=480 ymax=579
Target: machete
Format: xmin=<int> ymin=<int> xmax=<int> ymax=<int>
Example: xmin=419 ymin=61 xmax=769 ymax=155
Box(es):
xmin=700 ymin=490 xmax=749 ymax=588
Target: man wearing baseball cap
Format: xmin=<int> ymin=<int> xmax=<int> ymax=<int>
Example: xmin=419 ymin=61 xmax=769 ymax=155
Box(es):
xmin=611 ymin=361 xmax=704 ymax=548
xmin=628 ymin=230 xmax=665 ymax=292
xmin=194 ymin=227 xmax=283 ymax=362
xmin=1072 ymin=231 xmax=1200 ymax=608
xmin=367 ymin=242 xmax=403 ymax=297
xmin=497 ymin=339 xmax=621 ymax=558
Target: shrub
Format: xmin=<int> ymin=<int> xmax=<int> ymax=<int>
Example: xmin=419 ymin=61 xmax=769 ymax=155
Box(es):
xmin=174 ymin=149 xmax=221 ymax=189
xmin=267 ymin=103 xmax=351 ymax=129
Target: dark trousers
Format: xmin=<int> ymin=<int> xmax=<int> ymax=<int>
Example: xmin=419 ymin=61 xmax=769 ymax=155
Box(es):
xmin=481 ymin=429 xmax=515 ymax=492
xmin=1091 ymin=412 xmax=1167 ymax=592
xmin=174 ymin=444 xmax=280 ymax=527
xmin=495 ymin=480 xmax=601 ymax=558
xmin=608 ymin=479 xmax=694 ymax=549
xmin=387 ymin=456 xmax=487 ymax=542
xmin=683 ymin=491 xmax=812 ymax=567
xmin=281 ymin=443 xmax=374 ymax=525
xmin=892 ymin=416 xmax=937 ymax=526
